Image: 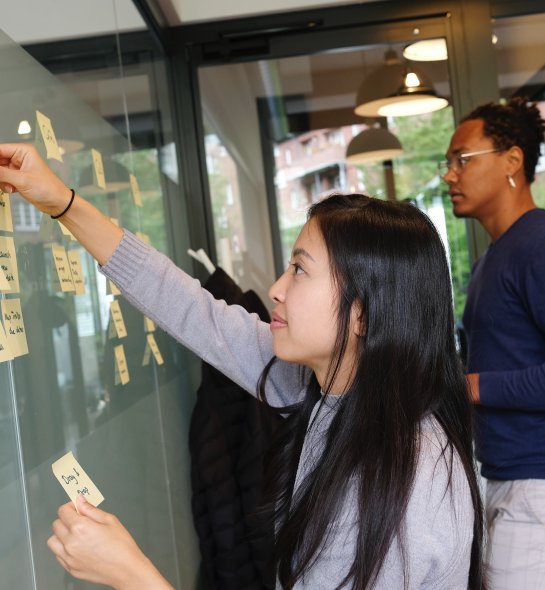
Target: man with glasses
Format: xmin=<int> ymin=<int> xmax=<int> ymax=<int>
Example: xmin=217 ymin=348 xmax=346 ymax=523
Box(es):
xmin=441 ymin=97 xmax=545 ymax=589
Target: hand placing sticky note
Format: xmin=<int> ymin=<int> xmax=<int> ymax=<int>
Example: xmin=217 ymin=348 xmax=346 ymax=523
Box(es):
xmin=52 ymin=451 xmax=104 ymax=508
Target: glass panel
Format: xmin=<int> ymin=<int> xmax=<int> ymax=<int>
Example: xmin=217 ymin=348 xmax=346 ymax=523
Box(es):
xmin=0 ymin=367 xmax=34 ymax=588
xmin=0 ymin=1 xmax=201 ymax=587
xmin=199 ymin=34 xmax=471 ymax=320
xmin=492 ymin=12 xmax=545 ymax=208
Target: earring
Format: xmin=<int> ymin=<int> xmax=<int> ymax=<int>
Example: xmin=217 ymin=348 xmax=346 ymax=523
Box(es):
xmin=507 ymin=175 xmax=517 ymax=188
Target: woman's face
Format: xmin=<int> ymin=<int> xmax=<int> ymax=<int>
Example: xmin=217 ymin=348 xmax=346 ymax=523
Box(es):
xmin=268 ymin=219 xmax=359 ymax=393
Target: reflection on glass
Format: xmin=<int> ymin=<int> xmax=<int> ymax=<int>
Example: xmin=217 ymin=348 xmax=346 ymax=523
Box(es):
xmin=493 ymin=12 xmax=545 ymax=208
xmin=0 ymin=15 xmax=199 ymax=589
xmin=205 ymin=131 xmax=247 ymax=280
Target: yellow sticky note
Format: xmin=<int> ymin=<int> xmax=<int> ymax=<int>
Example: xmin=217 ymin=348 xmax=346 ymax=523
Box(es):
xmin=107 ymin=279 xmax=121 ymax=296
xmin=129 ymin=174 xmax=143 ymax=207
xmin=67 ymin=251 xmax=85 ymax=295
xmin=0 ymin=267 xmax=10 ymax=291
xmin=114 ymin=344 xmax=130 ymax=385
xmin=108 ymin=318 xmax=116 ymax=340
xmin=58 ymin=221 xmax=76 ymax=241
xmin=136 ymin=232 xmax=150 ymax=244
xmin=142 ymin=341 xmax=151 ymax=367
xmin=144 ymin=316 xmax=155 ymax=333
xmin=147 ymin=333 xmax=164 ymax=365
xmin=0 ymin=320 xmax=14 ymax=363
xmin=91 ymin=149 xmax=106 ymax=190
xmin=0 ymin=236 xmax=19 ymax=293
xmin=0 ymin=191 xmax=13 ymax=232
xmin=110 ymin=300 xmax=127 ymax=338
xmin=36 ymin=111 xmax=63 ymax=162
xmin=52 ymin=451 xmax=104 ymax=508
xmin=1 ymin=298 xmax=28 ymax=357
xmin=51 ymin=244 xmax=75 ymax=292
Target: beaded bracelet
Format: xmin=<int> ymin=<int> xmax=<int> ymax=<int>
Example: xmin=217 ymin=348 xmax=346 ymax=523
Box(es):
xmin=51 ymin=188 xmax=76 ymax=219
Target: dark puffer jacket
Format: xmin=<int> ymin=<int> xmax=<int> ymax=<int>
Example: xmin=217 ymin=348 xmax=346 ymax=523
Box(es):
xmin=189 ymin=268 xmax=281 ymax=590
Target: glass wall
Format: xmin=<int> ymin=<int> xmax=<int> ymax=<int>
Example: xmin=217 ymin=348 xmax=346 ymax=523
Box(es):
xmin=0 ymin=1 xmax=201 ymax=588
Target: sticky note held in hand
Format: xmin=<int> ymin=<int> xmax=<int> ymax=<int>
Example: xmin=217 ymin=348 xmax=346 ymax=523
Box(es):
xmin=52 ymin=451 xmax=104 ymax=509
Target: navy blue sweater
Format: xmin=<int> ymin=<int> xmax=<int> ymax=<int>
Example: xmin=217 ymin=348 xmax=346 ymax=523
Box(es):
xmin=463 ymin=209 xmax=545 ymax=480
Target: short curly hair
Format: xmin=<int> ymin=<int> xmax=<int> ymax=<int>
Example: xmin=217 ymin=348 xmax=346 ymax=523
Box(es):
xmin=461 ymin=97 xmax=545 ymax=183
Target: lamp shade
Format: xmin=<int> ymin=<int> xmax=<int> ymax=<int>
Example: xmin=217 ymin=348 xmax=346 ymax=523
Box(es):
xmin=355 ymin=61 xmax=448 ymax=117
xmin=346 ymin=127 xmax=403 ymax=164
xmin=402 ymin=38 xmax=448 ymax=62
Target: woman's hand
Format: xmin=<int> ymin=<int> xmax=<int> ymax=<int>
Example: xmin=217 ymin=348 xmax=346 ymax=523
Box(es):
xmin=47 ymin=495 xmax=174 ymax=590
xmin=0 ymin=143 xmax=123 ymax=265
xmin=0 ymin=143 xmax=72 ymax=217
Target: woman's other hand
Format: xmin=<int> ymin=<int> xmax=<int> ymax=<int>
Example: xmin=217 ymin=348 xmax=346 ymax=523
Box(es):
xmin=47 ymin=495 xmax=174 ymax=590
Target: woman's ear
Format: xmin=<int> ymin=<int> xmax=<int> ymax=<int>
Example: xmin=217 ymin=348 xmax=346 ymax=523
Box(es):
xmin=351 ymin=300 xmax=366 ymax=338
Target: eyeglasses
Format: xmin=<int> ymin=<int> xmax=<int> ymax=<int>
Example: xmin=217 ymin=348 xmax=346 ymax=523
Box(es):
xmin=438 ymin=148 xmax=502 ymax=177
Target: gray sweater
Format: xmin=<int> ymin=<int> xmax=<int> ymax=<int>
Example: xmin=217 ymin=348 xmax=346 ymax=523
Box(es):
xmin=102 ymin=231 xmax=474 ymax=589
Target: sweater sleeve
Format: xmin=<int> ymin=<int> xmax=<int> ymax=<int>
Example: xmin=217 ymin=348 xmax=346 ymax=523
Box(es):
xmin=101 ymin=230 xmax=304 ymax=407
xmin=479 ymin=244 xmax=545 ymax=411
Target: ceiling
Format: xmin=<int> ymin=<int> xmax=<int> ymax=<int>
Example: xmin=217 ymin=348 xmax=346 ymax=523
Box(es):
xmin=1 ymin=0 xmax=386 ymax=44
xmin=154 ymin=0 xmax=386 ymax=26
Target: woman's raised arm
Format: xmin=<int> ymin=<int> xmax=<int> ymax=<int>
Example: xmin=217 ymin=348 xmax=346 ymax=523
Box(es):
xmin=0 ymin=143 xmax=123 ymax=265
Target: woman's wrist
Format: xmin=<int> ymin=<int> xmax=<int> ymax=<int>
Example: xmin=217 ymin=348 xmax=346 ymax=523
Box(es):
xmin=51 ymin=188 xmax=76 ymax=219
xmin=115 ymin=554 xmax=174 ymax=590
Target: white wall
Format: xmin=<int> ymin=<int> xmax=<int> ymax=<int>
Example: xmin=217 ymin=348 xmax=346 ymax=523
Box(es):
xmin=1 ymin=0 xmax=145 ymax=44
xmin=158 ymin=0 xmax=386 ymax=25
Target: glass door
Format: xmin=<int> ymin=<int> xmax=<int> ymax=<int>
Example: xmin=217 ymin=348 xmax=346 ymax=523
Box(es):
xmin=197 ymin=17 xmax=471 ymax=321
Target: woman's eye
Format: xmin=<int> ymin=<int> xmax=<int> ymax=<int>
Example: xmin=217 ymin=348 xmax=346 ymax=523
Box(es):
xmin=292 ymin=262 xmax=304 ymax=275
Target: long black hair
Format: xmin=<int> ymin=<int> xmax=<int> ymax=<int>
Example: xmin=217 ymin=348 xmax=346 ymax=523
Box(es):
xmin=258 ymin=194 xmax=485 ymax=589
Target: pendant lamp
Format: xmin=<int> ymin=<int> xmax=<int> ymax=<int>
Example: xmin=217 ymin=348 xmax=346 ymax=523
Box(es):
xmin=354 ymin=50 xmax=448 ymax=117
xmin=345 ymin=127 xmax=403 ymax=164
xmin=402 ymin=38 xmax=448 ymax=62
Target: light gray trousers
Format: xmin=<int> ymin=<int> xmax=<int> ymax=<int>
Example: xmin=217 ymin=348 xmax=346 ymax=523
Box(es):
xmin=486 ymin=479 xmax=545 ymax=589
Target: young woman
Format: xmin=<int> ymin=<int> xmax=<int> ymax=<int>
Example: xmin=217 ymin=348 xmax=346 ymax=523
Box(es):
xmin=0 ymin=143 xmax=485 ymax=589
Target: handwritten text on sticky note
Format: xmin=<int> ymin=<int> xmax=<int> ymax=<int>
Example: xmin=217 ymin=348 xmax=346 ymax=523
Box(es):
xmin=114 ymin=344 xmax=130 ymax=385
xmin=0 ymin=236 xmax=20 ymax=293
xmin=67 ymin=250 xmax=85 ymax=295
xmin=0 ymin=191 xmax=13 ymax=232
xmin=1 ymin=298 xmax=28 ymax=357
xmin=110 ymin=300 xmax=127 ymax=338
xmin=52 ymin=451 xmax=104 ymax=508
xmin=51 ymin=244 xmax=75 ymax=292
